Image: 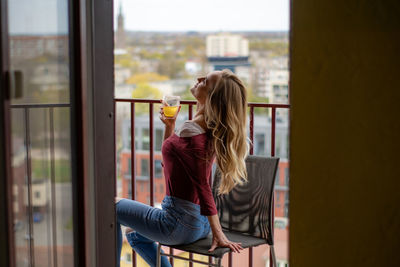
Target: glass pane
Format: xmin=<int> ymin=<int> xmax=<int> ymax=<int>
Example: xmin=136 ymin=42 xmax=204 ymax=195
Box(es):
xmin=11 ymin=109 xmax=30 ymax=267
xmin=8 ymin=0 xmax=74 ymax=266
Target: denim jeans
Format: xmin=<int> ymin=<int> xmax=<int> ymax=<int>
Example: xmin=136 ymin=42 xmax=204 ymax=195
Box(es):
xmin=116 ymin=196 xmax=211 ymax=267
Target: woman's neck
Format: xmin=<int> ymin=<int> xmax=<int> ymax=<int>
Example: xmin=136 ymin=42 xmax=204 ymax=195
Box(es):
xmin=193 ymin=102 xmax=207 ymax=131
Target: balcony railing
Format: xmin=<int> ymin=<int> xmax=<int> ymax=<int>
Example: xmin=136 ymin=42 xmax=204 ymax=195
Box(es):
xmin=10 ymin=103 xmax=71 ymax=266
xmin=114 ymin=98 xmax=290 ymax=267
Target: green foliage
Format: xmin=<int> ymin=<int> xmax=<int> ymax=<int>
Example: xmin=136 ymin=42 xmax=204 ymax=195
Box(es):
xmin=32 ymin=159 xmax=71 ymax=183
xmin=126 ymin=72 xmax=169 ymax=84
xmin=132 ymin=83 xmax=163 ymax=114
xmin=132 ymin=83 xmax=162 ymax=99
xmin=247 ymin=87 xmax=270 ymax=115
xmin=139 ymin=50 xmax=164 ymax=60
xmin=249 ymin=40 xmax=289 ymax=57
xmin=179 ymin=85 xmax=196 ymax=101
xmin=176 ymin=86 xmax=197 ymax=114
xmin=157 ymin=51 xmax=185 ymax=79
xmin=115 ymin=53 xmax=133 ymax=66
xmin=65 ymin=216 xmax=73 ymax=230
xmin=115 ymin=53 xmax=141 ymax=73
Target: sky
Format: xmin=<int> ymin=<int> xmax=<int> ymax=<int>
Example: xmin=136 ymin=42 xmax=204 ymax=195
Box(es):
xmin=114 ymin=0 xmax=289 ymax=32
xmin=9 ymin=0 xmax=68 ymax=35
xmin=8 ymin=0 xmax=289 ymax=35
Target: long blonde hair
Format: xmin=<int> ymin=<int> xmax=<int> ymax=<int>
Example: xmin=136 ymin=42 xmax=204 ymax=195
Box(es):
xmin=204 ymin=69 xmax=249 ymax=194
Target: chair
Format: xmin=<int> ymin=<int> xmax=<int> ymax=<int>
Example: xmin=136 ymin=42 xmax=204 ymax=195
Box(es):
xmin=156 ymin=155 xmax=280 ymax=267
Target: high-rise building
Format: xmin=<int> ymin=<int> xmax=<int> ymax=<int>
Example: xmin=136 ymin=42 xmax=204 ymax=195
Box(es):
xmin=206 ymin=33 xmax=250 ymax=73
xmin=206 ymin=33 xmax=249 ymax=58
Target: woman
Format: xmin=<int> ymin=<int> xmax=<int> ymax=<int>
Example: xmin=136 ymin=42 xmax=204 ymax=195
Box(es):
xmin=116 ymin=69 xmax=249 ymax=267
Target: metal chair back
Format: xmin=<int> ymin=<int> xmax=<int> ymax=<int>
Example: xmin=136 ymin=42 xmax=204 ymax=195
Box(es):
xmin=212 ymin=155 xmax=280 ymax=245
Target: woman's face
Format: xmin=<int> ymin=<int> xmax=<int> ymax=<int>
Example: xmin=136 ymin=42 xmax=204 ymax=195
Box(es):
xmin=190 ymin=71 xmax=221 ymax=104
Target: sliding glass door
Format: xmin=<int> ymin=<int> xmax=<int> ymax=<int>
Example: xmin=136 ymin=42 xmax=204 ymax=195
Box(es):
xmin=2 ymin=0 xmax=76 ymax=266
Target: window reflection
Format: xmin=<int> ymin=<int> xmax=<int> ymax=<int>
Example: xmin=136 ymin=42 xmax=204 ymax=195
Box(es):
xmin=9 ymin=0 xmax=74 ymax=266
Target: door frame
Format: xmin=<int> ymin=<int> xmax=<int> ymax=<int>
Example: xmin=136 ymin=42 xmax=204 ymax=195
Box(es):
xmin=0 ymin=0 xmax=15 ymax=265
xmin=68 ymin=0 xmax=117 ymax=265
xmin=76 ymin=0 xmax=117 ymax=266
xmin=87 ymin=0 xmax=117 ymax=266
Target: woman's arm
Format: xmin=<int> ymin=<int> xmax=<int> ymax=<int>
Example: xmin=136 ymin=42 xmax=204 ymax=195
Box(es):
xmin=163 ymin=125 xmax=175 ymax=141
xmin=207 ymin=214 xmax=243 ymax=253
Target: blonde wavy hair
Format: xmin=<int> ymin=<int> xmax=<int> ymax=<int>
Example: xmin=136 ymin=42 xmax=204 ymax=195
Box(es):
xmin=204 ymin=69 xmax=249 ymax=194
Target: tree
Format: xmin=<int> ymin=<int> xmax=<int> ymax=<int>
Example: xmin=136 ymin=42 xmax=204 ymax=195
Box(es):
xmin=247 ymin=87 xmax=270 ymax=115
xmin=132 ymin=83 xmax=163 ymax=115
xmin=249 ymin=40 xmax=289 ymax=57
xmin=126 ymin=72 xmax=169 ymax=84
xmin=157 ymin=51 xmax=185 ymax=79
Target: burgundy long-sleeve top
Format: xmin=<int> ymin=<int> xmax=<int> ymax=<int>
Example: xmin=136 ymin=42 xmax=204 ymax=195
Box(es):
xmin=161 ymin=121 xmax=217 ymax=216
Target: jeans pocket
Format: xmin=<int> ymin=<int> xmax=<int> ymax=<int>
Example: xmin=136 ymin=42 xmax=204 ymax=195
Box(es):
xmin=177 ymin=213 xmax=203 ymax=230
xmin=163 ymin=213 xmax=204 ymax=245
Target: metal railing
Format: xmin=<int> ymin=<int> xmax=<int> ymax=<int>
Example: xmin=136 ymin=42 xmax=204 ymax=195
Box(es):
xmin=114 ymin=98 xmax=290 ymax=267
xmin=10 ymin=103 xmax=70 ymax=267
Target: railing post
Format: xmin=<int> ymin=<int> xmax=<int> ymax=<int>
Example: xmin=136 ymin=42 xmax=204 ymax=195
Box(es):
xmin=189 ymin=252 xmax=193 ymax=267
xmin=130 ymin=103 xmax=136 ymax=200
xmin=271 ymin=108 xmax=276 ymax=157
xmin=188 ymin=104 xmax=193 ymax=120
xmin=249 ymin=247 xmax=253 ymax=267
xmin=249 ymin=105 xmax=254 ymax=155
xmin=24 ymin=107 xmax=34 ymax=266
xmin=169 ymin=248 xmax=174 ymax=266
xmin=49 ymin=107 xmax=58 ymax=267
xmin=149 ymin=103 xmax=154 ymax=206
xmin=130 ymin=102 xmax=137 ymax=267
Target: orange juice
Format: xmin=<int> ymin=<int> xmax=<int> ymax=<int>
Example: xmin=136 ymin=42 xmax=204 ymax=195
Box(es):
xmin=164 ymin=106 xmax=179 ymax=117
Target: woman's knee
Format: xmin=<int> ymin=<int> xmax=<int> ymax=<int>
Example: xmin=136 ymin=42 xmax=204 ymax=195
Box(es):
xmin=126 ymin=231 xmax=154 ymax=246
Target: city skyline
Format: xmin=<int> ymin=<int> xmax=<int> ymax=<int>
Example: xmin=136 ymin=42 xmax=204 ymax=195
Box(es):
xmin=114 ymin=0 xmax=289 ymax=32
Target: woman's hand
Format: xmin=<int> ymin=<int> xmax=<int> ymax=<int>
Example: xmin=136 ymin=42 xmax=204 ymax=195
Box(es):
xmin=159 ymin=100 xmax=181 ymax=140
xmin=209 ymin=231 xmax=243 ymax=253
xmin=207 ymin=214 xmax=243 ymax=253
xmin=159 ymin=100 xmax=181 ymax=127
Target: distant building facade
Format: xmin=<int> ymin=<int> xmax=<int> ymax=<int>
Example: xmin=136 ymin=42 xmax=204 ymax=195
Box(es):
xmin=206 ymin=33 xmax=249 ymax=57
xmin=10 ymin=35 xmax=68 ymax=62
xmin=206 ymin=33 xmax=251 ymax=73
xmin=266 ymin=70 xmax=289 ymax=104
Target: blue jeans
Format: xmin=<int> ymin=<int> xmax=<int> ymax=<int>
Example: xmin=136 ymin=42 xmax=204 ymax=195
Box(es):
xmin=116 ymin=196 xmax=211 ymax=267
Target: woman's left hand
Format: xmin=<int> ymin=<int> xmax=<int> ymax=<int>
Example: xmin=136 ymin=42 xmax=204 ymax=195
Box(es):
xmin=208 ymin=232 xmax=243 ymax=253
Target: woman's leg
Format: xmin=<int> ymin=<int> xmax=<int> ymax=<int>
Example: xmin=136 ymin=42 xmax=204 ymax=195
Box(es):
xmin=116 ymin=199 xmax=173 ymax=267
xmin=125 ymin=231 xmax=171 ymax=267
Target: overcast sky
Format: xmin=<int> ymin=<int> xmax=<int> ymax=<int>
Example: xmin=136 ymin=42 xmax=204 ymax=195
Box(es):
xmin=114 ymin=0 xmax=289 ymax=32
xmin=8 ymin=0 xmax=289 ymax=35
xmin=9 ymin=0 xmax=68 ymax=35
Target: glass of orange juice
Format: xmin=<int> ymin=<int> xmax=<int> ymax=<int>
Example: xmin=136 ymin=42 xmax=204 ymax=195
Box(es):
xmin=163 ymin=95 xmax=180 ymax=118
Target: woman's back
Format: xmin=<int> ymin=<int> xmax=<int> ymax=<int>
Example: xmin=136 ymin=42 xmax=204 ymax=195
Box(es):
xmin=162 ymin=121 xmax=217 ymax=216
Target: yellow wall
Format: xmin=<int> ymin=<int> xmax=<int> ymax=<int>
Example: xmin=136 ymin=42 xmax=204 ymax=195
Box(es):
xmin=169 ymin=252 xmax=209 ymax=267
xmin=119 ymin=241 xmax=209 ymax=267
xmin=119 ymin=241 xmax=149 ymax=267
xmin=290 ymin=0 xmax=400 ymax=266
